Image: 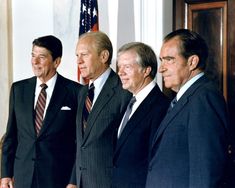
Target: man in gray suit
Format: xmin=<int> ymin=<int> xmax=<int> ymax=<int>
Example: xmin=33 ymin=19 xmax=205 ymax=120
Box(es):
xmin=67 ymin=31 xmax=131 ymax=188
xmin=1 ymin=35 xmax=81 ymax=188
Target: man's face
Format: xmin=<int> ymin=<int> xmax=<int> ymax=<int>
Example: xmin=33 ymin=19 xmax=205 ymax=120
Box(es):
xmin=31 ymin=46 xmax=59 ymax=82
xmin=159 ymin=38 xmax=191 ymax=92
xmin=117 ymin=50 xmax=149 ymax=95
xmin=76 ymin=37 xmax=108 ymax=81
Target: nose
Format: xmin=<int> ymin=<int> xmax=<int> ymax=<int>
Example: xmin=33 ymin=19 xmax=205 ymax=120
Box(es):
xmin=117 ymin=66 xmax=124 ymax=76
xmin=158 ymin=63 xmax=166 ymax=73
xmin=76 ymin=56 xmax=83 ymax=65
xmin=31 ymin=57 xmax=39 ymax=64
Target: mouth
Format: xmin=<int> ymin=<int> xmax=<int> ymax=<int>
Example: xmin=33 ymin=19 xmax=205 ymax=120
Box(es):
xmin=79 ymin=66 xmax=86 ymax=71
xmin=163 ymin=75 xmax=171 ymax=82
xmin=120 ymin=78 xmax=128 ymax=84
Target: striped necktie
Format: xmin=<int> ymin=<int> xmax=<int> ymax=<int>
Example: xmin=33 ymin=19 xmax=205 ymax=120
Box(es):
xmin=35 ymin=83 xmax=47 ymax=136
xmin=82 ymin=83 xmax=95 ymax=132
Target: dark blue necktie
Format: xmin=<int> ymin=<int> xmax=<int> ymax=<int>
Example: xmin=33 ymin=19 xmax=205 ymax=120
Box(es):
xmin=170 ymin=97 xmax=177 ymax=108
xmin=167 ymin=97 xmax=177 ymax=113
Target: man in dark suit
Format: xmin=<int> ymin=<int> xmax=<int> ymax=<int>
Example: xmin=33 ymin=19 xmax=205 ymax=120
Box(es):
xmin=0 ymin=35 xmax=81 ymax=188
xmin=111 ymin=42 xmax=169 ymax=188
xmin=145 ymin=29 xmax=230 ymax=188
xmin=67 ymin=31 xmax=131 ymax=188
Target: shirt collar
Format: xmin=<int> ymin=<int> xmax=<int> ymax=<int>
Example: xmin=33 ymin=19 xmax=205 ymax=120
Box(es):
xmin=177 ymin=72 xmax=204 ymax=100
xmin=89 ymin=68 xmax=111 ymax=89
xmin=134 ymin=80 xmax=156 ymax=103
xmin=36 ymin=73 xmax=57 ymax=90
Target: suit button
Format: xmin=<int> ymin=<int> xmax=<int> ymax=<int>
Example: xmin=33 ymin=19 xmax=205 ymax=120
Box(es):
xmin=81 ymin=146 xmax=86 ymax=150
xmin=79 ymin=167 xmax=86 ymax=170
xmin=148 ymin=166 xmax=152 ymax=171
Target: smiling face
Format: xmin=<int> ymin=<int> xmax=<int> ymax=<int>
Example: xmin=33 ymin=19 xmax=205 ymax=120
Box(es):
xmin=117 ymin=50 xmax=151 ymax=95
xmin=75 ymin=36 xmax=109 ymax=82
xmin=159 ymin=37 xmax=195 ymax=92
xmin=31 ymin=45 xmax=60 ymax=83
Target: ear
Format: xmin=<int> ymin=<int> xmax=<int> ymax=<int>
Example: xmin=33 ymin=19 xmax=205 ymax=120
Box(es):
xmin=188 ymin=55 xmax=199 ymax=71
xmin=54 ymin=57 xmax=61 ymax=68
xmin=100 ymin=50 xmax=109 ymax=64
xmin=143 ymin=66 xmax=152 ymax=78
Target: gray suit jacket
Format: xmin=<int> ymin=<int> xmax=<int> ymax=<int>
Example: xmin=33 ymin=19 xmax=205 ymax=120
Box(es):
xmin=72 ymin=70 xmax=131 ymax=188
xmin=1 ymin=74 xmax=81 ymax=188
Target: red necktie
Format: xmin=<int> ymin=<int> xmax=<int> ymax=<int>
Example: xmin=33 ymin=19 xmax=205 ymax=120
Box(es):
xmin=35 ymin=84 xmax=47 ymax=136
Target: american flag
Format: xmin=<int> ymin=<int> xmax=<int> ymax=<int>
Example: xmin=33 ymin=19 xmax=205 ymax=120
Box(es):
xmin=78 ymin=0 xmax=99 ymax=84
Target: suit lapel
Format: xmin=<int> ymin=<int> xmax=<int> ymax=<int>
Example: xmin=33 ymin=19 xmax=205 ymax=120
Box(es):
xmin=151 ymin=76 xmax=208 ymax=148
xmin=82 ymin=70 xmax=117 ymax=142
xmin=38 ymin=75 xmax=67 ymax=137
xmin=115 ymin=86 xmax=160 ymax=155
xmin=77 ymin=86 xmax=88 ymax=143
xmin=23 ymin=77 xmax=37 ymax=136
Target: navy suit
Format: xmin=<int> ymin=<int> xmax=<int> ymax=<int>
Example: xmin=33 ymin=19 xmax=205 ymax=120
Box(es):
xmin=72 ymin=70 xmax=131 ymax=188
xmin=112 ymin=85 xmax=169 ymax=188
xmin=146 ymin=75 xmax=229 ymax=188
xmin=1 ymin=74 xmax=81 ymax=188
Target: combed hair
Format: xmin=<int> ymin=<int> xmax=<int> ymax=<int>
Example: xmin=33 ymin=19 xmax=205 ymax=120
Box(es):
xmin=33 ymin=35 xmax=62 ymax=61
xmin=79 ymin=31 xmax=113 ymax=65
xmin=164 ymin=29 xmax=208 ymax=70
xmin=118 ymin=42 xmax=158 ymax=79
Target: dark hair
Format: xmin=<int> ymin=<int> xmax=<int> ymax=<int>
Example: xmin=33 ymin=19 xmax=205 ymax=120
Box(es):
xmin=32 ymin=35 xmax=62 ymax=61
xmin=164 ymin=29 xmax=208 ymax=70
xmin=79 ymin=31 xmax=113 ymax=65
xmin=118 ymin=42 xmax=158 ymax=79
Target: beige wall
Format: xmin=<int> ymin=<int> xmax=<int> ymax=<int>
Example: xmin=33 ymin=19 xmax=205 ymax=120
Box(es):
xmin=0 ymin=0 xmax=13 ymax=138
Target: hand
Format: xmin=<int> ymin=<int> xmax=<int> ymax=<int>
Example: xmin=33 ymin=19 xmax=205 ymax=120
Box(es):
xmin=66 ymin=184 xmax=77 ymax=188
xmin=0 ymin=178 xmax=14 ymax=188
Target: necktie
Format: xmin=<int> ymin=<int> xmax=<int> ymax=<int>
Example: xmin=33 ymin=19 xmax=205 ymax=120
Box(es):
xmin=35 ymin=84 xmax=47 ymax=136
xmin=170 ymin=97 xmax=177 ymax=108
xmin=82 ymin=83 xmax=95 ymax=131
xmin=118 ymin=96 xmax=136 ymax=138
xmin=167 ymin=97 xmax=177 ymax=113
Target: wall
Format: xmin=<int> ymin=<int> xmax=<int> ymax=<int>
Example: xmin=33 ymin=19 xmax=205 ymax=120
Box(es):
xmin=0 ymin=0 xmax=172 ymax=137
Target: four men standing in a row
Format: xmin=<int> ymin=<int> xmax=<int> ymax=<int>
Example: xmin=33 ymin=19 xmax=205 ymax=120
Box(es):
xmin=1 ymin=29 xmax=230 ymax=188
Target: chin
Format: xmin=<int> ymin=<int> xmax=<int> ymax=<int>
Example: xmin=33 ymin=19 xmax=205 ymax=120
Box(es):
xmin=122 ymin=85 xmax=128 ymax=90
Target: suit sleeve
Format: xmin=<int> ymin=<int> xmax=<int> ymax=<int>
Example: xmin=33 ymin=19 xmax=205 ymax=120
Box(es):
xmin=1 ymin=84 xmax=18 ymax=178
xmin=69 ymin=163 xmax=77 ymax=185
xmin=188 ymin=89 xmax=229 ymax=187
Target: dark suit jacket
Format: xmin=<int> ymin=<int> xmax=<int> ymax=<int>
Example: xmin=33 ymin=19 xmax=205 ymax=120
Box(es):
xmin=111 ymin=85 xmax=169 ymax=188
xmin=1 ymin=74 xmax=81 ymax=188
xmin=72 ymin=70 xmax=131 ymax=188
xmin=146 ymin=75 xmax=229 ymax=188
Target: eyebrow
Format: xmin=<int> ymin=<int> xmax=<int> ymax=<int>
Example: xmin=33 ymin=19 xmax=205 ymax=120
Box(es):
xmin=159 ymin=56 xmax=175 ymax=61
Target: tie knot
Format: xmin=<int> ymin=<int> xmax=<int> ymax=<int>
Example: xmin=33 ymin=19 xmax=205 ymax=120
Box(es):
xmin=89 ymin=83 xmax=94 ymax=90
xmin=129 ymin=96 xmax=136 ymax=108
xmin=40 ymin=83 xmax=48 ymax=90
xmin=170 ymin=97 xmax=177 ymax=108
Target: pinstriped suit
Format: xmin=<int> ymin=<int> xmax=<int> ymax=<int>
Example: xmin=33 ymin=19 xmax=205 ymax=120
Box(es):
xmin=71 ymin=70 xmax=131 ymax=188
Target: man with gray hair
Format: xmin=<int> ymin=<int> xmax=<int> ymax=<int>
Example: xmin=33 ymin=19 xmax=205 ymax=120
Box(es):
xmin=111 ymin=42 xmax=169 ymax=188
